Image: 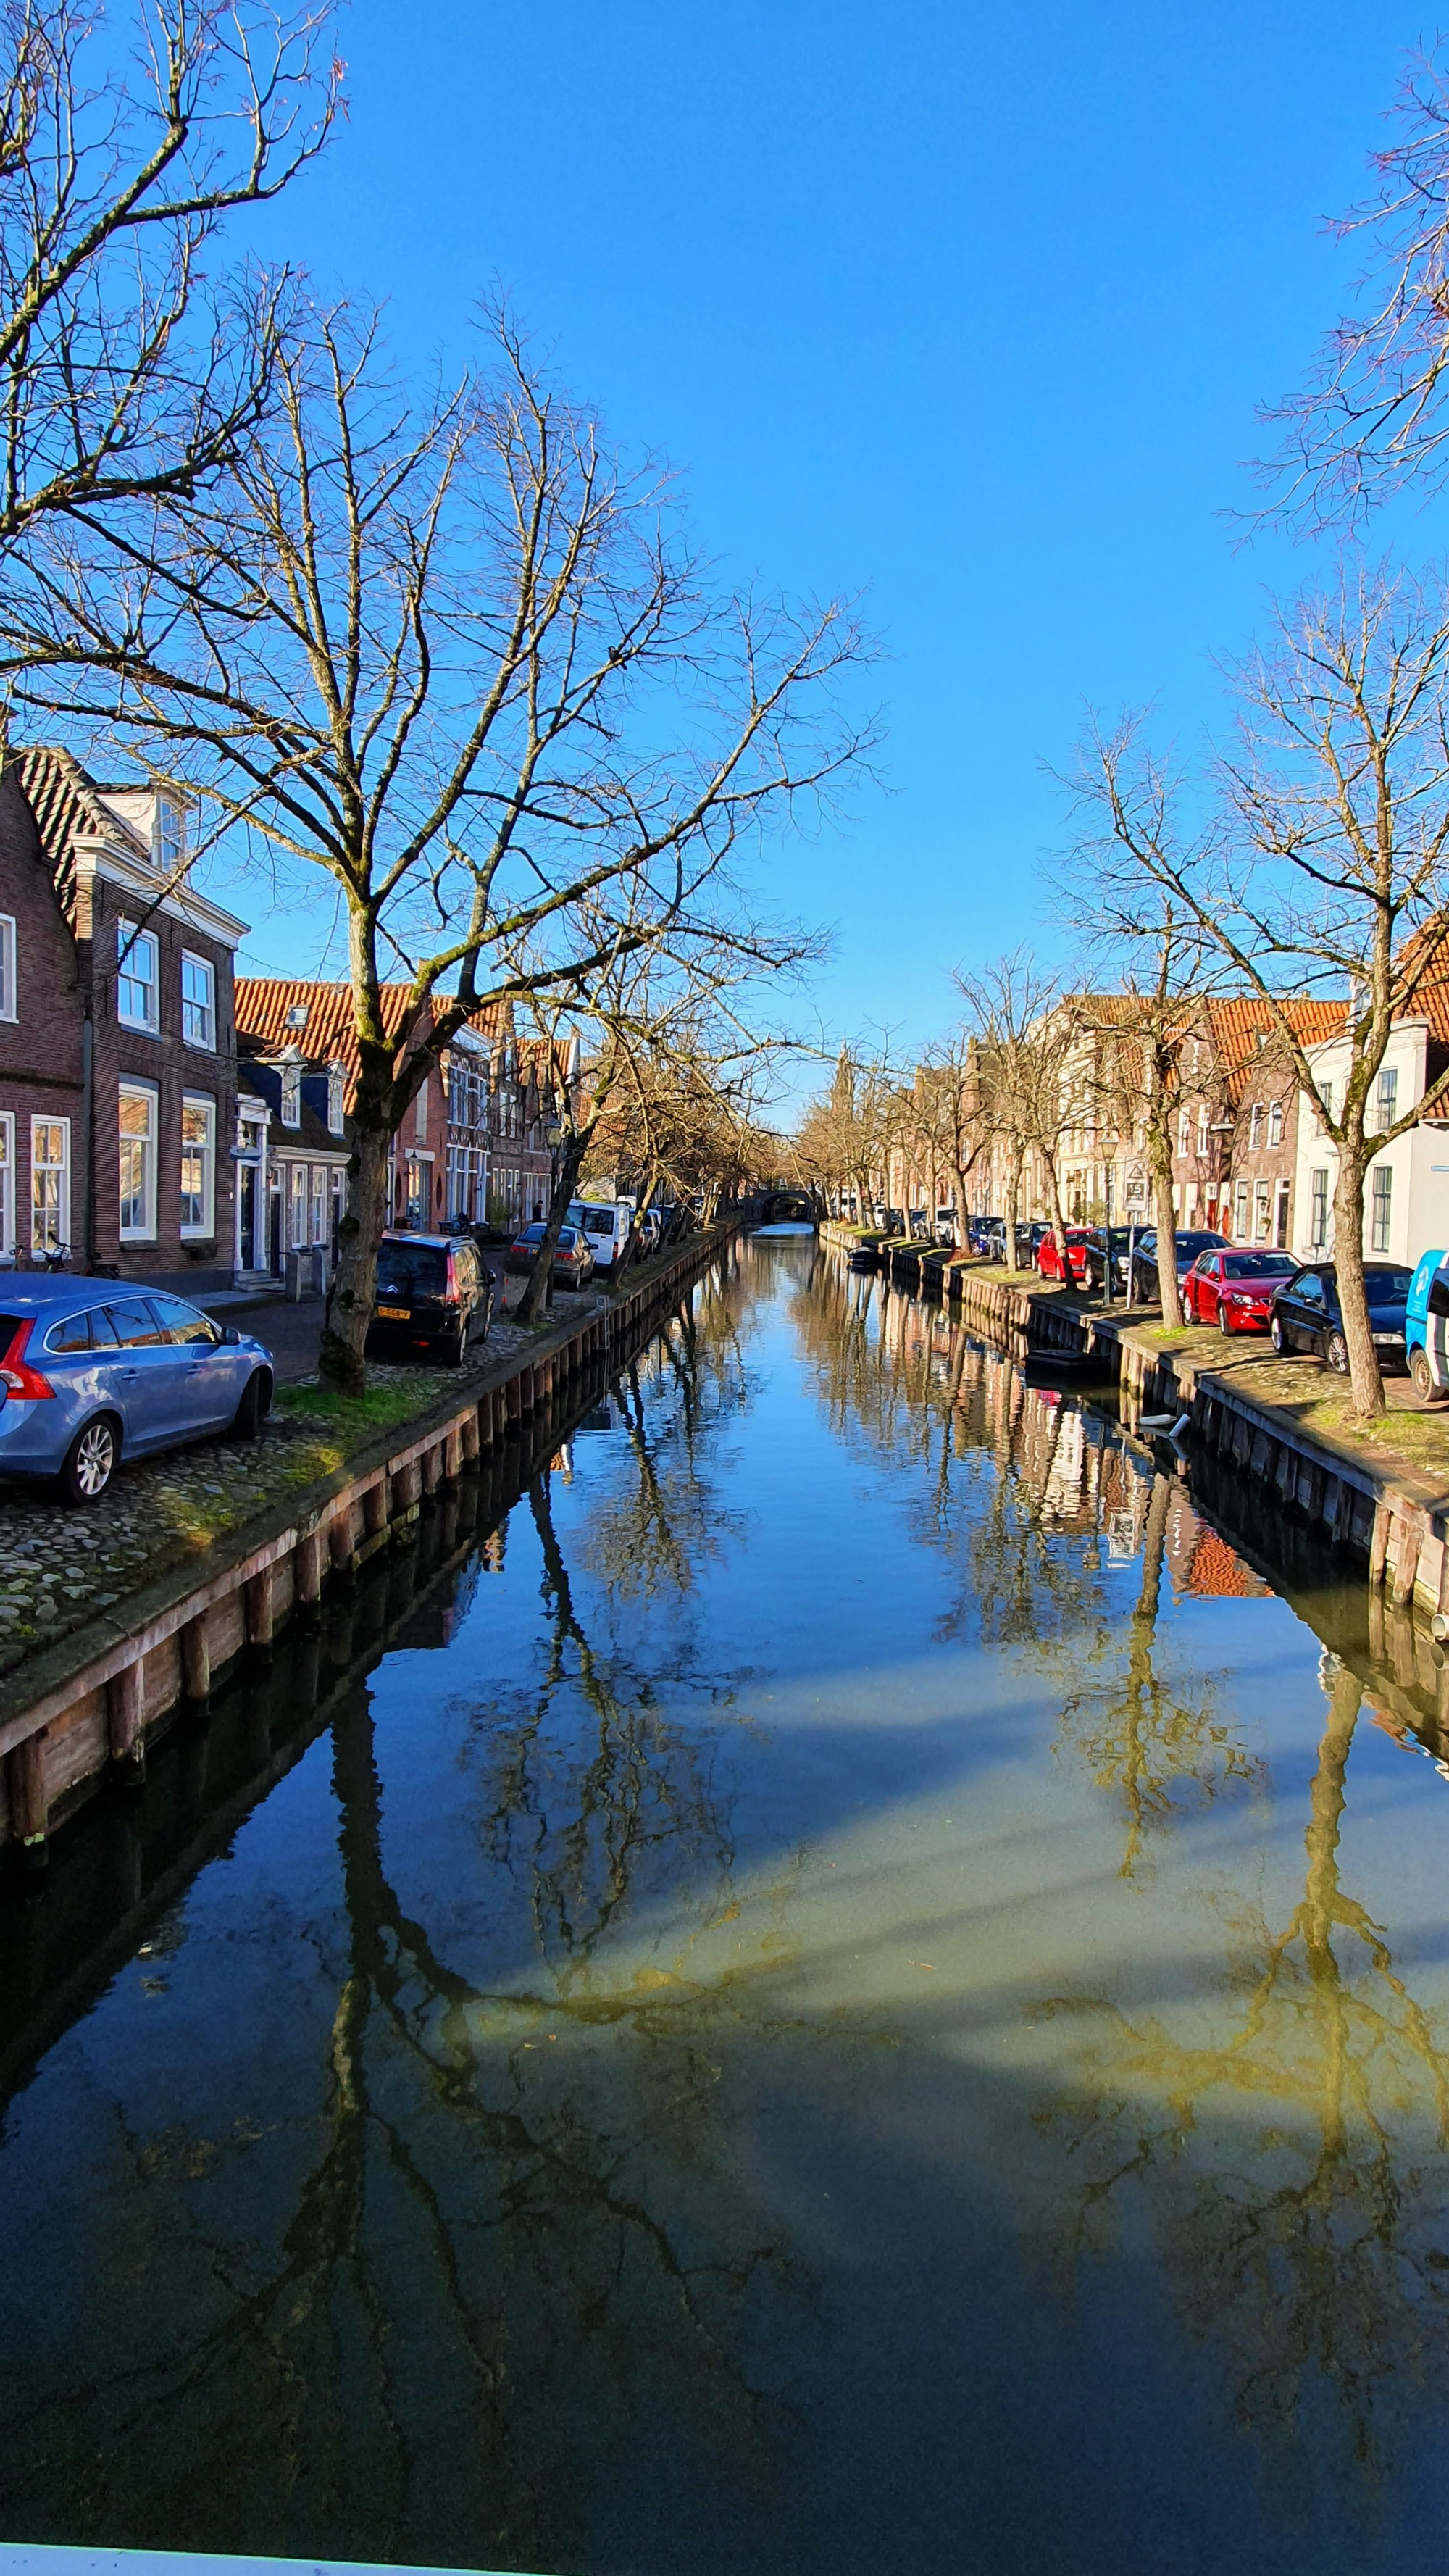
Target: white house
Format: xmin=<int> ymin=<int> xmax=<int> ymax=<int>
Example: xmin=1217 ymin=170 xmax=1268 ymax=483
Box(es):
xmin=1293 ymin=1017 xmax=1449 ymax=1267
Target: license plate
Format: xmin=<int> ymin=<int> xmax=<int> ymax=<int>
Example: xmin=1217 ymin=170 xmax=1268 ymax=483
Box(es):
xmin=377 ymin=1304 xmax=409 ymax=1320
xmin=1373 ymin=1333 xmax=1403 ymax=1346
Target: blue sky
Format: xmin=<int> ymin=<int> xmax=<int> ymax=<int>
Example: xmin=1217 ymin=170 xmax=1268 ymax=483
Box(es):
xmin=225 ymin=0 xmax=1431 ymax=1094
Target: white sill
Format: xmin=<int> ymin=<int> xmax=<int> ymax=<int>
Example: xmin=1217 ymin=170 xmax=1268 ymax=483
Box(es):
xmin=119 ymin=1232 xmax=156 ymax=1244
xmin=180 ymin=1229 xmax=215 ymax=1243
xmin=183 ymin=1036 xmax=216 ymax=1053
xmin=117 ymin=1017 xmax=161 ymax=1038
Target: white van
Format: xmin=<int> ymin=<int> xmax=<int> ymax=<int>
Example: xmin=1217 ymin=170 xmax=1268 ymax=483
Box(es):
xmin=568 ymin=1201 xmax=632 ymax=1272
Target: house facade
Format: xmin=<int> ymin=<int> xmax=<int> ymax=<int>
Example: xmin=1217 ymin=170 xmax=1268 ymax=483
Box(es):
xmin=1292 ymin=1015 xmax=1449 ymax=1267
xmin=1 ymin=745 xmax=246 ymax=1292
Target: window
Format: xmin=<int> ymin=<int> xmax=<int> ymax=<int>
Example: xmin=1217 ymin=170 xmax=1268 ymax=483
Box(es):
xmin=117 ymin=921 xmax=159 ymax=1031
xmin=29 ymin=1119 xmax=69 ymax=1256
xmin=1275 ymin=1180 xmax=1290 ymax=1249
xmin=289 ymin=1162 xmax=308 ymax=1249
xmin=1177 ymin=1106 xmax=1190 ymax=1156
xmin=154 ymin=796 xmax=185 ymax=875
xmin=1318 ymin=1079 xmax=1334 ymax=1127
xmin=180 ymin=1094 xmax=214 ymax=1236
xmin=150 ymin=1291 xmax=222 ymax=1347
xmin=1377 ymin=1066 xmax=1398 ymax=1134
xmin=327 ymin=1067 xmax=345 ymax=1135
xmin=1248 ymin=1104 xmax=1261 ymax=1149
xmin=330 ymin=1167 xmax=346 ymax=1242
xmin=1253 ymin=1180 xmax=1271 ymax=1243
xmin=280 ymin=1066 xmax=301 ymax=1127
xmin=1371 ymin=1164 xmax=1393 ymax=1254
xmin=0 ymin=1113 xmax=11 ymax=1255
xmin=104 ymin=1297 xmax=166 ymax=1347
xmin=1269 ymin=1099 xmax=1284 ymax=1148
xmin=415 ymin=1088 xmax=428 ymax=1146
xmin=1197 ymin=1106 xmax=1209 ymax=1156
xmin=181 ymin=951 xmax=214 ymax=1049
xmin=118 ymin=1085 xmax=156 ymax=1237
xmin=0 ymin=914 xmax=14 ymax=1022
xmin=405 ymin=1154 xmax=427 ymax=1227
xmin=1234 ymin=1180 xmax=1249 ymax=1239
xmin=1309 ymin=1167 xmax=1329 ymax=1251
xmin=310 ymin=1164 xmax=326 ymax=1244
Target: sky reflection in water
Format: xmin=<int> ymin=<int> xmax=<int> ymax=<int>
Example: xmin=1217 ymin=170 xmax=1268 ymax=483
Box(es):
xmin=2 ymin=1238 xmax=1449 ymax=2576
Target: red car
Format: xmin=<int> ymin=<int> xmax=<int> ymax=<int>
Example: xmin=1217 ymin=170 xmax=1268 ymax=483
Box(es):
xmin=1182 ymin=1246 xmax=1298 ymax=1333
xmin=1036 ymin=1227 xmax=1094 ymax=1285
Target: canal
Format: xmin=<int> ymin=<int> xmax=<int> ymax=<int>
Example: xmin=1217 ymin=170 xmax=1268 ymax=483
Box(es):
xmin=3 ymin=1237 xmax=1449 ymax=2575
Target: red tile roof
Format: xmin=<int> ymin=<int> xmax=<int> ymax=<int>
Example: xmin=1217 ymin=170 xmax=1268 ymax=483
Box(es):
xmin=235 ymin=979 xmax=506 ymax=1080
xmin=1206 ymin=996 xmax=1348 ymax=1104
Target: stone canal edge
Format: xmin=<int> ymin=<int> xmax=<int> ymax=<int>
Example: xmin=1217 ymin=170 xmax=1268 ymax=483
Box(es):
xmin=0 ymin=1227 xmax=732 ymax=1866
xmin=822 ymin=1219 xmax=1449 ymax=1630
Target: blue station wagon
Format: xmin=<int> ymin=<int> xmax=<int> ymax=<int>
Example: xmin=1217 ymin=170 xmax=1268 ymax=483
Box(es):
xmin=0 ymin=1280 xmax=274 ymax=1504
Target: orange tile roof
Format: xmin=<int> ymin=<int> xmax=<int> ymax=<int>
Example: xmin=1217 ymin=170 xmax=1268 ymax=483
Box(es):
xmin=1206 ymin=996 xmax=1348 ymax=1104
xmin=235 ymin=979 xmax=506 ymax=1079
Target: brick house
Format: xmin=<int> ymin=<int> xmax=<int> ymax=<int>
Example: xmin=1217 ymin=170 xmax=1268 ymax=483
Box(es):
xmin=1166 ymin=999 xmax=1346 ymax=1245
xmin=1 ymin=744 xmax=246 ymax=1291
xmin=233 ymin=981 xmax=570 ymax=1251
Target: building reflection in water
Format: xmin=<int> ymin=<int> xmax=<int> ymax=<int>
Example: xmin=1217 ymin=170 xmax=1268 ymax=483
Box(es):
xmin=1 ymin=1241 xmax=1449 ymax=2566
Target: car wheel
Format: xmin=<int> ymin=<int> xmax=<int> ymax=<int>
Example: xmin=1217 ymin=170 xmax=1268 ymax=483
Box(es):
xmin=1326 ymin=1330 xmax=1350 ymax=1375
xmin=1271 ymin=1314 xmax=1287 ymax=1354
xmin=1217 ymin=1304 xmax=1232 ymax=1335
xmin=60 ymin=1414 xmax=120 ymax=1505
xmin=232 ymin=1368 xmax=273 ymax=1438
xmin=1410 ymin=1347 xmax=1443 ymax=1406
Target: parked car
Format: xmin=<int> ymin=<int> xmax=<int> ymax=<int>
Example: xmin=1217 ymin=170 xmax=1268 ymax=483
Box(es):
xmin=367 ymin=1232 xmax=493 ymax=1366
xmin=1182 ymin=1247 xmax=1298 ymax=1333
xmin=1036 ymin=1227 xmax=1095 ymax=1285
xmin=504 ymin=1221 xmax=596 ymax=1291
xmin=567 ymin=1200 xmax=634 ymax=1272
xmin=1269 ymin=1261 xmax=1413 ymax=1372
xmin=1127 ymin=1227 xmax=1230 ymax=1303
xmin=1081 ymin=1227 xmax=1143 ymax=1292
xmin=0 ymin=1280 xmax=273 ymax=1504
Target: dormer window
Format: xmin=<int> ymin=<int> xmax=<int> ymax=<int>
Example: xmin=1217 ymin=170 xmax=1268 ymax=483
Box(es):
xmin=285 ymin=1003 xmax=309 ymax=1030
xmin=281 ymin=1067 xmax=301 ymax=1127
xmin=327 ymin=1066 xmax=345 ymax=1135
xmin=154 ymin=796 xmax=185 ymax=876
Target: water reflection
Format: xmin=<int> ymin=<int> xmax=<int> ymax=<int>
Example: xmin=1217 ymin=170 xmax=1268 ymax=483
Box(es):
xmin=4 ymin=1243 xmax=1449 ymax=2570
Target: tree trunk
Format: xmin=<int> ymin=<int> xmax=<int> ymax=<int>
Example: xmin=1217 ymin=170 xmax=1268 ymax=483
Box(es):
xmin=1149 ymin=1115 xmax=1183 ymax=1328
xmin=518 ymin=1133 xmax=591 ymax=1327
xmin=1331 ymin=1141 xmax=1385 ymax=1415
xmin=320 ymin=1117 xmax=393 ymax=1395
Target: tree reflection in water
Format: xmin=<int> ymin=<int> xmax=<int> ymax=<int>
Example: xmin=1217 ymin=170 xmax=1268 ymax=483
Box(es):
xmin=1032 ymin=1656 xmax=1449 ymax=2504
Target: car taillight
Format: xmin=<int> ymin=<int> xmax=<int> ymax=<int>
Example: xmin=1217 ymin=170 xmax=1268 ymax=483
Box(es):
xmin=0 ymin=1320 xmax=55 ymax=1399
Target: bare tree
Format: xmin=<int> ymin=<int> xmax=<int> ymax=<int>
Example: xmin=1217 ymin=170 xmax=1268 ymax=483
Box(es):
xmin=954 ymin=952 xmax=1080 ymax=1269
xmin=1 ymin=0 xmax=339 ymax=551
xmin=1261 ymin=43 xmax=1449 ymax=525
xmin=1075 ymin=564 xmax=1449 ymax=1412
xmin=6 ymin=302 xmax=873 ymax=1389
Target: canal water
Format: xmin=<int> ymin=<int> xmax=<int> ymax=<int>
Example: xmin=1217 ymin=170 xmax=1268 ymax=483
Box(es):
xmin=3 ymin=1238 xmax=1449 ymax=2576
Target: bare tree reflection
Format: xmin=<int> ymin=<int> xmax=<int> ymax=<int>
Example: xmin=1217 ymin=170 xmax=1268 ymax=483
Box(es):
xmin=1032 ymin=1659 xmax=1449 ymax=2498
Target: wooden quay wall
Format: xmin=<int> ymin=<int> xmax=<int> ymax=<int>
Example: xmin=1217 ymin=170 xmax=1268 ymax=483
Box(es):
xmin=0 ymin=1228 xmax=730 ymax=1870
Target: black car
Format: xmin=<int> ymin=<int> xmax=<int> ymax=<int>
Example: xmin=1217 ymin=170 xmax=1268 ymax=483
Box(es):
xmin=1082 ymin=1227 xmax=1140 ymax=1291
xmin=1128 ymin=1227 xmax=1229 ymax=1303
xmin=367 ymin=1232 xmax=494 ymax=1366
xmin=1269 ymin=1261 xmax=1413 ymax=1373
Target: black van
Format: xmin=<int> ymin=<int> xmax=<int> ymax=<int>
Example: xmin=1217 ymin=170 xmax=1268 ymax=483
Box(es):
xmin=367 ymin=1233 xmax=493 ymax=1366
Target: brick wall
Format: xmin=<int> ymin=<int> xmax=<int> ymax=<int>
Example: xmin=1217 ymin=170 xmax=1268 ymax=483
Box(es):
xmin=0 ymin=764 xmax=86 ymax=1264
xmin=78 ymin=869 xmax=241 ymax=1290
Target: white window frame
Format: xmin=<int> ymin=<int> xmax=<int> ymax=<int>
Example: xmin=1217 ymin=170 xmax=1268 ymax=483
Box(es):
xmin=1377 ymin=1066 xmax=1398 ymax=1135
xmin=0 ymin=914 xmax=15 ymax=1023
xmin=1248 ymin=1104 xmax=1261 ymax=1149
xmin=1233 ymin=1180 xmax=1249 ymax=1240
xmin=1253 ymin=1180 xmax=1271 ymax=1243
xmin=415 ymin=1088 xmax=428 ymax=1146
xmin=116 ymin=920 xmax=160 ymax=1033
xmin=1371 ymin=1163 xmax=1393 ymax=1254
xmin=310 ymin=1163 xmax=327 ymax=1244
xmin=154 ymin=794 xmax=185 ymax=876
xmin=1268 ymin=1099 xmax=1284 ymax=1148
xmin=180 ymin=1092 xmax=216 ymax=1238
xmin=0 ymin=1111 xmax=14 ymax=1256
xmin=30 ymin=1116 xmax=70 ymax=1256
xmin=327 ymin=1065 xmax=346 ymax=1135
xmin=280 ymin=1065 xmax=301 ymax=1128
xmin=1177 ymin=1106 xmax=1190 ymax=1156
xmin=1309 ymin=1167 xmax=1329 ymax=1251
xmin=118 ymin=1083 xmax=158 ymax=1240
xmin=180 ymin=950 xmax=215 ymax=1051
xmin=330 ymin=1167 xmax=346 ymax=1240
xmin=289 ymin=1161 xmax=308 ymax=1249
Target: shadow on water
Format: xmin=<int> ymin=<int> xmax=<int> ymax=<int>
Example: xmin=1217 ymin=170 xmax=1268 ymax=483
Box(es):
xmin=2 ymin=1241 xmax=1449 ymax=2573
